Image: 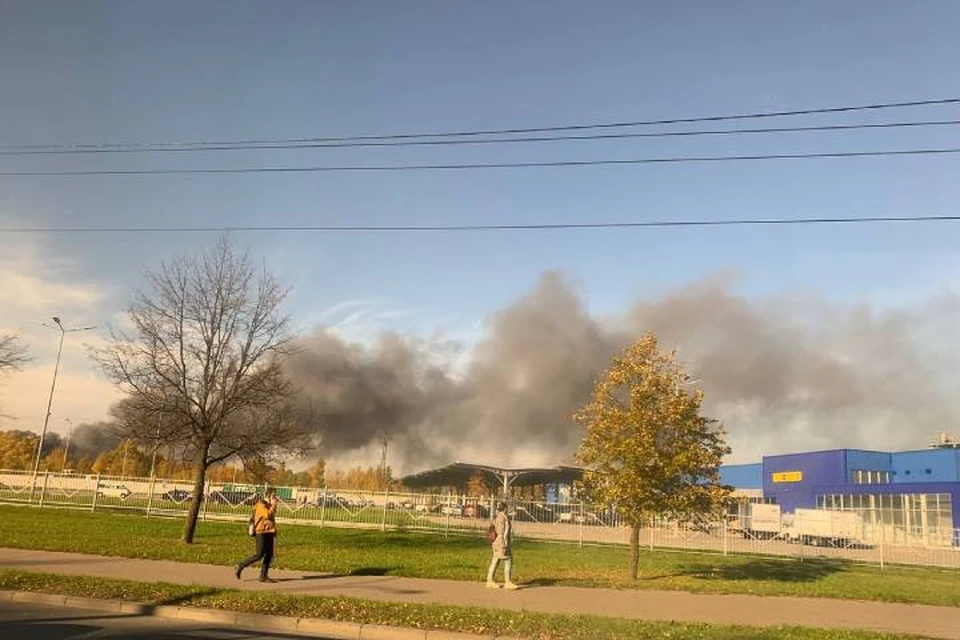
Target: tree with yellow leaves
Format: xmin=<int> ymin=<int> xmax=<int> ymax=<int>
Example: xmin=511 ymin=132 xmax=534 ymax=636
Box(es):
xmin=465 ymin=470 xmax=489 ymax=497
xmin=0 ymin=430 xmax=36 ymax=469
xmin=306 ymin=458 xmax=326 ymax=488
xmin=89 ymin=439 xmax=150 ymax=478
xmin=574 ymin=332 xmax=731 ymax=580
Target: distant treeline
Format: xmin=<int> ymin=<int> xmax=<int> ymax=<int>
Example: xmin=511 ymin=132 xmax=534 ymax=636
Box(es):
xmin=0 ymin=429 xmax=394 ymax=490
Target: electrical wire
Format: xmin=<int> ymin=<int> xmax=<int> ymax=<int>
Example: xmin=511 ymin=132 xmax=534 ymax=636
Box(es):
xmin=2 ymin=97 xmax=959 ymax=152
xmin=3 ymin=214 xmax=960 ymax=234
xmin=1 ymin=147 xmax=958 ymax=176
xmin=2 ymin=119 xmax=960 ymax=155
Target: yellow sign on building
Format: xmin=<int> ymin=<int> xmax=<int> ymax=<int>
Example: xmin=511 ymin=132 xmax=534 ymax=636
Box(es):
xmin=771 ymin=470 xmax=803 ymax=483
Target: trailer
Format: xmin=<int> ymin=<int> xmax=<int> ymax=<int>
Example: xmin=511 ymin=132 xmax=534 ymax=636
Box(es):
xmin=736 ymin=503 xmax=782 ymax=540
xmin=782 ymin=508 xmax=866 ymax=547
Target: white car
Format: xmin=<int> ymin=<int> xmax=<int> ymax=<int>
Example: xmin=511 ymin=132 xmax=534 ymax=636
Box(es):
xmin=97 ymin=482 xmax=131 ymax=499
xmin=557 ymin=511 xmax=586 ymax=524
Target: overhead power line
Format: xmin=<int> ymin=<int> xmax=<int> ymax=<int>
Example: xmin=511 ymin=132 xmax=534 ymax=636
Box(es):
xmin=2 ymin=96 xmax=959 ymax=153
xmin=3 ymin=214 xmax=960 ymax=235
xmin=1 ymin=147 xmax=959 ymax=176
xmin=2 ymin=119 xmax=960 ymax=155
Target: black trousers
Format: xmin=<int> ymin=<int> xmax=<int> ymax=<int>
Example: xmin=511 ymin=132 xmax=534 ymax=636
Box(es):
xmin=239 ymin=533 xmax=275 ymax=578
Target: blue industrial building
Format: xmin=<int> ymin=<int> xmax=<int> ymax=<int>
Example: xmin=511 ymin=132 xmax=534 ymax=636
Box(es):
xmin=721 ymin=441 xmax=960 ymax=541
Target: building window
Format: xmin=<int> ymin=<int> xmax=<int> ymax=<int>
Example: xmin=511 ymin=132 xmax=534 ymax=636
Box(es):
xmin=816 ymin=492 xmax=953 ymax=546
xmin=851 ymin=469 xmax=890 ymax=485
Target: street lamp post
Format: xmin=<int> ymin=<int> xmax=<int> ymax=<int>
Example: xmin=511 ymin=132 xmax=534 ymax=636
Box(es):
xmin=149 ymin=416 xmax=162 ymax=480
xmin=146 ymin=416 xmax=163 ymax=517
xmin=30 ymin=317 xmax=95 ymax=502
xmin=62 ymin=418 xmax=73 ymax=471
xmin=120 ymin=439 xmax=129 ymax=480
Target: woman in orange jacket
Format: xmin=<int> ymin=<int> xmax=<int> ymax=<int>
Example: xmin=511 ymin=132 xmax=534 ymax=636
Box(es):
xmin=235 ymin=491 xmax=279 ymax=582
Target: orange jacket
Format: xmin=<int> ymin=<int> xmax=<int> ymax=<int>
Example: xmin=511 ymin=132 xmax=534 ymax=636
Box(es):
xmin=251 ymin=499 xmax=277 ymax=535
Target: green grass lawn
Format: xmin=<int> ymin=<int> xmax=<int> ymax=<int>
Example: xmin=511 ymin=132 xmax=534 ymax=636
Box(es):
xmin=0 ymin=570 xmax=934 ymax=640
xmin=2 ymin=505 xmax=958 ymax=607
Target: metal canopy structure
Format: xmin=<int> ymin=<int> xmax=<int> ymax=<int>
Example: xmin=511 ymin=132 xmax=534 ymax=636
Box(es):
xmin=399 ymin=461 xmax=584 ymax=495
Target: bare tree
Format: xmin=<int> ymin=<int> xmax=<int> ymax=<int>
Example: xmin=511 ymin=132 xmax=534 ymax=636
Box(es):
xmin=93 ymin=236 xmax=311 ymax=543
xmin=0 ymin=333 xmax=29 ymax=376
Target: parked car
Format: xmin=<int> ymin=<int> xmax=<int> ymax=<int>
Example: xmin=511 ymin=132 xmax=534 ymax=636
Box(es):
xmin=161 ymin=488 xmax=192 ymax=502
xmin=463 ymin=504 xmax=489 ymax=519
xmin=96 ymin=482 xmax=131 ymax=500
xmin=440 ymin=504 xmax=463 ymax=517
xmin=512 ymin=504 xmax=554 ymax=522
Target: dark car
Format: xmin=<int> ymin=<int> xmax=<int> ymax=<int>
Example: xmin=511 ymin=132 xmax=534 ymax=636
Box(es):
xmin=161 ymin=489 xmax=192 ymax=502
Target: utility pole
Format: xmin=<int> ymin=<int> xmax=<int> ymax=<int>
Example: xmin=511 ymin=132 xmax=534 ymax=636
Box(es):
xmin=146 ymin=416 xmax=162 ymax=517
xmin=120 ymin=439 xmax=130 ymax=480
xmin=30 ymin=317 xmax=95 ymax=501
xmin=379 ymin=433 xmax=389 ymax=489
xmin=62 ymin=418 xmax=73 ymax=471
xmin=148 ymin=416 xmax=162 ymax=479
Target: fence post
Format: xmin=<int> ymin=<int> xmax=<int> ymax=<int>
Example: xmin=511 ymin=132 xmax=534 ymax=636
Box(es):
xmin=879 ymin=523 xmax=885 ymax=570
xmin=91 ymin=473 xmax=101 ymax=512
xmin=38 ymin=471 xmax=50 ymax=509
xmin=381 ymin=488 xmax=389 ymax=532
xmin=649 ymin=515 xmax=654 ymax=552
xmin=578 ymin=501 xmax=584 ymax=548
xmin=146 ymin=474 xmax=157 ymax=517
xmin=319 ymin=488 xmax=327 ymax=528
xmin=201 ymin=480 xmax=210 ymax=522
xmin=722 ymin=517 xmax=728 ymax=556
xmin=444 ymin=503 xmax=450 ymax=538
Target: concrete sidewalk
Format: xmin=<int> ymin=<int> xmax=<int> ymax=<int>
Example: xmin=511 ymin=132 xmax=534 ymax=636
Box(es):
xmin=0 ymin=548 xmax=957 ymax=639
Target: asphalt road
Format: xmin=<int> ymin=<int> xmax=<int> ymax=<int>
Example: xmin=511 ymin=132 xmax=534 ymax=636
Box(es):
xmin=0 ymin=600 xmax=335 ymax=640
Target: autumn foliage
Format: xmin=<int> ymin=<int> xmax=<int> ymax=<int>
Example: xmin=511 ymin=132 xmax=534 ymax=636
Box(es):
xmin=0 ymin=429 xmax=397 ymax=491
xmin=574 ymin=332 xmax=731 ymax=579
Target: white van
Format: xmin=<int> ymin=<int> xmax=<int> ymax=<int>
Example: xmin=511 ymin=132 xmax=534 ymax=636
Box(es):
xmin=97 ymin=482 xmax=131 ymax=500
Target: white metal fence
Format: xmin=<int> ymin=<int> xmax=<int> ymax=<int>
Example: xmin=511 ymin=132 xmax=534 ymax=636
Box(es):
xmin=1 ymin=469 xmax=958 ymax=570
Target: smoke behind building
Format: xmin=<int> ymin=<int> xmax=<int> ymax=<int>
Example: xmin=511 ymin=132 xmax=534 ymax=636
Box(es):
xmin=288 ymin=270 xmax=960 ymax=475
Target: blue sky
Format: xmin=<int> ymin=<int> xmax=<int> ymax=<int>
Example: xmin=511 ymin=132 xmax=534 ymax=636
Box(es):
xmin=1 ymin=1 xmax=960 ymax=437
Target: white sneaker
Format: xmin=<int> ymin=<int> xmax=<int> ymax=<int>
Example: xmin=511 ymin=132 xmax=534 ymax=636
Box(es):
xmin=485 ymin=581 xmax=501 ymax=589
xmin=504 ymin=582 xmax=520 ymax=590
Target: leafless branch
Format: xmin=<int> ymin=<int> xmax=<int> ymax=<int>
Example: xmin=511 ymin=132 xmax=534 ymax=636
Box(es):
xmin=0 ymin=333 xmax=29 ymax=376
xmin=91 ymin=234 xmax=306 ymax=543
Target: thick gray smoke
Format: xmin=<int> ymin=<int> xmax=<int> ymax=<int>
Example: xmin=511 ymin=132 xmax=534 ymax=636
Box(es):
xmin=284 ymin=331 xmax=467 ymax=470
xmin=288 ymin=271 xmax=960 ymax=474
xmin=625 ymin=274 xmax=960 ymax=460
xmin=69 ymin=421 xmax=123 ymax=460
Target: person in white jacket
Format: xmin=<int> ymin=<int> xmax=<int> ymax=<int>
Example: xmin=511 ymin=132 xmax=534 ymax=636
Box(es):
xmin=485 ymin=501 xmax=519 ymax=589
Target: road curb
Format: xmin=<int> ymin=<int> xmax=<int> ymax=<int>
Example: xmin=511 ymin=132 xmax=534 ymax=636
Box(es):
xmin=0 ymin=590 xmax=518 ymax=640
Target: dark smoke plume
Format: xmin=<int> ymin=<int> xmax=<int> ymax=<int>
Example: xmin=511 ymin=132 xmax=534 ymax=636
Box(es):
xmin=288 ymin=271 xmax=960 ymax=474
xmin=69 ymin=421 xmax=123 ymax=460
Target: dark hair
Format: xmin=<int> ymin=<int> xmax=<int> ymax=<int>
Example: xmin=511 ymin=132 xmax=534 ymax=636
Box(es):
xmin=496 ymin=501 xmax=507 ymax=512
